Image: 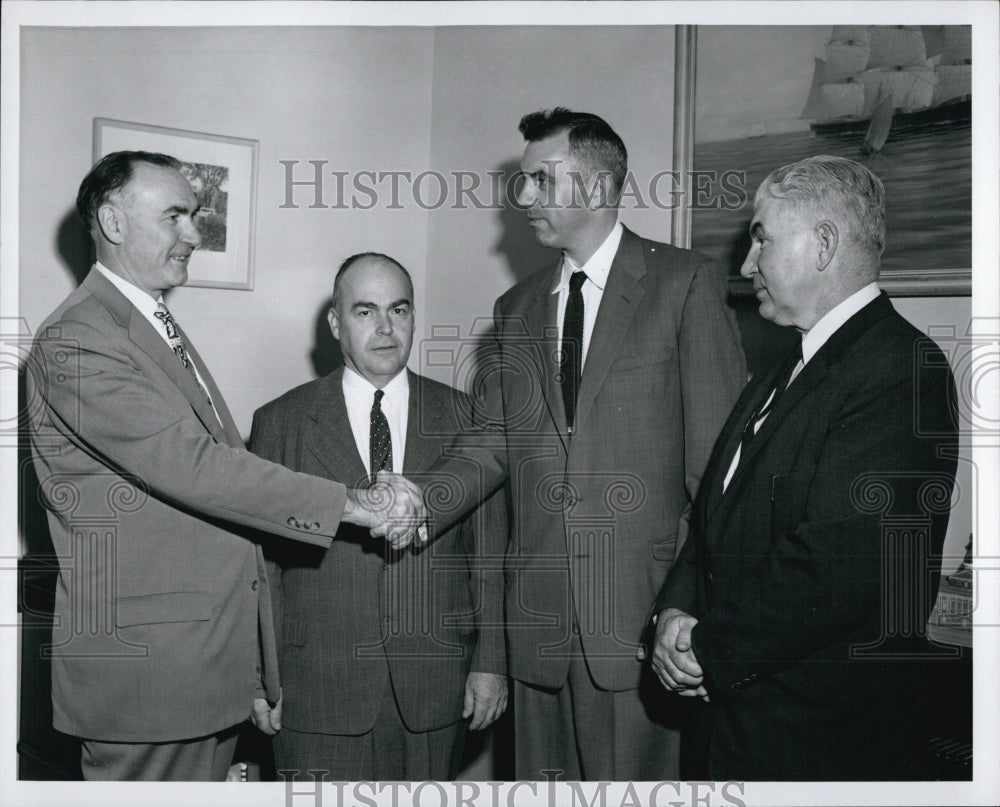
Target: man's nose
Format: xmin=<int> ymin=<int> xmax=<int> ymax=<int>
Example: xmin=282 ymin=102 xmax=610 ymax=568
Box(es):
xmin=740 ymin=245 xmax=759 ymax=278
xmin=516 ymin=178 xmax=535 ymax=208
xmin=375 ymin=312 xmax=393 ymax=334
xmin=182 ymin=217 xmax=202 ymax=248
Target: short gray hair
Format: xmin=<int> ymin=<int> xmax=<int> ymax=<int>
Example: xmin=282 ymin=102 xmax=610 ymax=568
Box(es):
xmin=756 ymin=155 xmax=886 ymax=257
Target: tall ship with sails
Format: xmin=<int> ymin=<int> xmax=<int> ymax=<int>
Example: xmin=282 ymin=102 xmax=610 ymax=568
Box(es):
xmin=800 ymin=25 xmax=971 ymax=144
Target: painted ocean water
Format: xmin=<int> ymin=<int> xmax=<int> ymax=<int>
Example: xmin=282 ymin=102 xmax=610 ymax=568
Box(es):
xmin=691 ymin=122 xmax=971 ymax=276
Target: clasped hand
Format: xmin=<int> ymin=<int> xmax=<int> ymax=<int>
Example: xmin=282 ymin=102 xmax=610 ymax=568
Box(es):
xmin=345 ymin=471 xmax=428 ymax=549
xmin=637 ymin=607 xmax=710 ymax=702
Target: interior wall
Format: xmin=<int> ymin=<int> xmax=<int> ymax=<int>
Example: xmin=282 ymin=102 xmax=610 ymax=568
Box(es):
xmin=19 ymin=26 xmax=436 ymax=434
xmin=420 ymin=26 xmax=677 ymax=387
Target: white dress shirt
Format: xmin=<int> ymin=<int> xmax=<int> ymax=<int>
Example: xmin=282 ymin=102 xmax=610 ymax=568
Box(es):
xmin=342 ymin=366 xmax=409 ymax=477
xmin=552 ymin=220 xmax=623 ymax=370
xmin=722 ymin=282 xmax=881 ymax=492
xmin=95 ymin=262 xmax=220 ymax=419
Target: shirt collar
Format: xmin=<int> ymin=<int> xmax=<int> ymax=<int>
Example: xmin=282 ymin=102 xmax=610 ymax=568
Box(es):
xmin=552 ymin=220 xmax=623 ymax=294
xmin=342 ymin=365 xmax=409 ymax=396
xmin=95 ymin=261 xmax=163 ymax=318
xmin=801 ymin=282 xmax=880 ymax=365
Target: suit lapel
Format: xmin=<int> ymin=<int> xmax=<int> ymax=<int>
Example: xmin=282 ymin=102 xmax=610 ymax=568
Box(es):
xmin=521 ymin=265 xmax=569 ymax=451
xmin=179 ymin=333 xmax=242 ymax=447
xmin=716 ymin=293 xmax=896 ymax=510
xmin=83 ymin=270 xmax=229 ymax=443
xmin=305 ymin=368 xmax=369 ymax=487
xmin=572 ymin=227 xmax=646 ymax=435
xmin=403 ymin=371 xmax=448 ymax=474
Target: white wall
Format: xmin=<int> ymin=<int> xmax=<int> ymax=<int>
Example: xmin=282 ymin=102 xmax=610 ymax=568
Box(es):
xmin=20 ymin=26 xmax=436 ymax=433
xmin=420 ymin=26 xmax=676 ymax=385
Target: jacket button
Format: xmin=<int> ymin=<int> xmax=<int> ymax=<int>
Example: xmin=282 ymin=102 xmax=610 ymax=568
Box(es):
xmin=286 ymin=516 xmax=296 ymax=527
xmin=310 ymin=521 xmax=320 ymax=530
xmin=251 ymin=580 xmax=258 ymax=591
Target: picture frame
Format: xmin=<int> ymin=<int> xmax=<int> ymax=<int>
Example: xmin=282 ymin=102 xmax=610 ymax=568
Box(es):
xmin=93 ymin=118 xmax=258 ymax=290
xmin=680 ymin=25 xmax=972 ymax=297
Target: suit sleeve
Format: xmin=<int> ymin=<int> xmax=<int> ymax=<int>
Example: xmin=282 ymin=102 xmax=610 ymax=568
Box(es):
xmin=689 ymin=365 xmax=956 ymax=695
xmin=466 ymin=487 xmax=508 ymax=675
xmin=678 ymin=257 xmax=747 ymax=505
xmin=32 ymin=318 xmax=345 ymax=546
xmin=423 ymin=298 xmax=512 ymax=538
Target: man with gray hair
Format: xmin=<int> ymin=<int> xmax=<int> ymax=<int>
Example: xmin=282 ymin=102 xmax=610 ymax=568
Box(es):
xmin=646 ymin=155 xmax=960 ymax=779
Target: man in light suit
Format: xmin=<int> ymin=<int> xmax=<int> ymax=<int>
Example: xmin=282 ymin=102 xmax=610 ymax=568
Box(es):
xmin=25 ymin=152 xmax=425 ymax=780
xmin=249 ymin=253 xmax=508 ymax=780
xmin=648 ymin=155 xmax=960 ymax=780
xmin=419 ymin=108 xmax=747 ymax=780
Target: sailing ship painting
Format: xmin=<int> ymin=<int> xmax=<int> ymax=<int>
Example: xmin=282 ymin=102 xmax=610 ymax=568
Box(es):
xmin=689 ymin=25 xmax=971 ymax=288
xmin=800 ymin=25 xmax=971 ymax=153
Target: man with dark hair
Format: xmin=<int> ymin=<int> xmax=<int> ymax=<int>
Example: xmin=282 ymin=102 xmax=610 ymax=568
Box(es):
xmin=648 ymin=155 xmax=959 ymax=780
xmin=250 ymin=253 xmax=508 ymax=780
xmin=26 ymin=152 xmax=426 ymax=780
xmin=419 ymin=109 xmax=747 ymax=779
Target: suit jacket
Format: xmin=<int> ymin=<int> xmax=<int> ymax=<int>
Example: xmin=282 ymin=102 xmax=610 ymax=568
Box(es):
xmin=654 ymin=293 xmax=960 ymax=780
xmin=249 ymin=368 xmax=507 ymax=734
xmin=427 ymin=227 xmax=747 ymax=691
xmin=26 ymin=268 xmax=348 ymax=743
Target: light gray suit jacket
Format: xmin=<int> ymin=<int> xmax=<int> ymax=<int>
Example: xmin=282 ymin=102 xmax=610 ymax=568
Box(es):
xmin=27 ymin=268 xmax=348 ymax=743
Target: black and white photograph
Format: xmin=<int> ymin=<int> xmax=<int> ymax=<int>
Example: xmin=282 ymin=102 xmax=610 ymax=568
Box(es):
xmin=1 ymin=3 xmax=996 ymax=807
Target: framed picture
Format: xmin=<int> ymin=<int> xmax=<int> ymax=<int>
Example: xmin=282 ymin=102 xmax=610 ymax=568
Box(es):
xmin=683 ymin=25 xmax=971 ymax=297
xmin=93 ymin=118 xmax=258 ymax=290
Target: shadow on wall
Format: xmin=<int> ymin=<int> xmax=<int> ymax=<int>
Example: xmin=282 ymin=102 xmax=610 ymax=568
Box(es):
xmin=56 ymin=207 xmax=92 ymax=286
xmin=309 ymin=295 xmax=344 ymax=379
xmin=491 ymin=158 xmax=553 ymax=287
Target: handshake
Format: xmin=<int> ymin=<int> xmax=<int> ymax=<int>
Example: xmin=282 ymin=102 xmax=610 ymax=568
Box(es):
xmin=343 ymin=471 xmax=428 ymax=549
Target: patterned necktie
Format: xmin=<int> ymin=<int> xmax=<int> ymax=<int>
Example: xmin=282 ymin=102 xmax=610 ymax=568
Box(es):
xmin=154 ymin=302 xmax=216 ymax=413
xmin=370 ymin=389 xmax=393 ymax=485
xmin=154 ymin=302 xmax=192 ymax=369
xmin=560 ymin=270 xmax=587 ymax=433
xmin=738 ymin=341 xmax=803 ymax=466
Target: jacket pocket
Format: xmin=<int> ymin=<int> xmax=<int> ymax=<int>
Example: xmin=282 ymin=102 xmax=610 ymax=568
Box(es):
xmin=115 ymin=591 xmax=212 ymax=627
xmin=651 ymin=535 xmax=677 ymax=562
xmin=612 ymin=350 xmax=675 ymax=372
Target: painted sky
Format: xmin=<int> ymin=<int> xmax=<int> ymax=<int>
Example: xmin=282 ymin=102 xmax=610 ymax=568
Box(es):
xmin=696 ymin=26 xmax=831 ymax=142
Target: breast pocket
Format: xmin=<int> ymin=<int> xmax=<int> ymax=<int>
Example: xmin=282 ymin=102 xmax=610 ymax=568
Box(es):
xmin=611 ymin=349 xmax=675 ymax=373
xmin=769 ymin=469 xmax=813 ymax=540
xmin=115 ymin=591 xmax=212 ymax=627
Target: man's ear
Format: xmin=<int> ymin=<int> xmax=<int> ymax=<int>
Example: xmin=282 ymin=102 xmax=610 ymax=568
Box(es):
xmin=96 ymin=203 xmax=125 ymax=246
xmin=327 ymin=307 xmax=340 ymax=341
xmin=590 ymin=172 xmax=616 ymax=210
xmin=815 ymin=220 xmax=839 ymax=272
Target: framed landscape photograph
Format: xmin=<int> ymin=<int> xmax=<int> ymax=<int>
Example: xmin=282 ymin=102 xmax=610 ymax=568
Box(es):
xmin=93 ymin=118 xmax=258 ymax=290
xmin=687 ymin=25 xmax=972 ymax=297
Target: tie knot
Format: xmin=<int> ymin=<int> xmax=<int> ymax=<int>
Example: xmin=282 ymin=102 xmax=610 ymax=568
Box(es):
xmin=569 ymin=271 xmax=587 ymax=293
xmin=373 ymin=389 xmax=385 ymax=406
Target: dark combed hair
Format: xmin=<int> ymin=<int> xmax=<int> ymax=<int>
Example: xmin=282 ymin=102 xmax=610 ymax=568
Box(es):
xmin=518 ymin=107 xmax=627 ymax=194
xmin=76 ymin=151 xmax=181 ymax=228
xmin=332 ymin=252 xmax=412 ymax=306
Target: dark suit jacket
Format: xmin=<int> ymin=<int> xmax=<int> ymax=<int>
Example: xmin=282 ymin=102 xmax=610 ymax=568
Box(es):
xmin=26 ymin=268 xmax=349 ymax=743
xmin=249 ymin=368 xmax=507 ymax=734
xmin=427 ymin=227 xmax=747 ymax=691
xmin=655 ymin=293 xmax=959 ymax=780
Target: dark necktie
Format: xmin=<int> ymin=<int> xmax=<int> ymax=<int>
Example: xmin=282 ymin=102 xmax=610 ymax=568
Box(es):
xmin=738 ymin=341 xmax=802 ymax=466
xmin=560 ymin=270 xmax=587 ymax=433
xmin=370 ymin=389 xmax=392 ymax=485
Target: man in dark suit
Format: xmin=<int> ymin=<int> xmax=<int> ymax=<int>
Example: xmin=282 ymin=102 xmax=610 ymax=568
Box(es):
xmin=647 ymin=155 xmax=960 ymax=780
xmin=25 ymin=152 xmax=425 ymax=780
xmin=249 ymin=253 xmax=507 ymax=780
xmin=419 ymin=109 xmax=747 ymax=780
